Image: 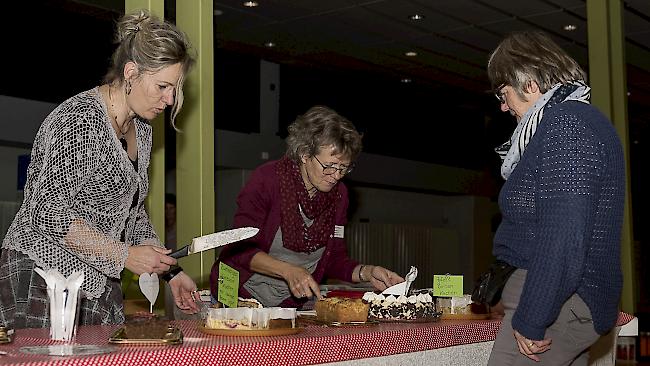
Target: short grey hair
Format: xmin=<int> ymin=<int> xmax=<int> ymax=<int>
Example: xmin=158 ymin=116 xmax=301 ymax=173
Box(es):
xmin=285 ymin=106 xmax=363 ymax=163
xmin=488 ymin=31 xmax=586 ymax=99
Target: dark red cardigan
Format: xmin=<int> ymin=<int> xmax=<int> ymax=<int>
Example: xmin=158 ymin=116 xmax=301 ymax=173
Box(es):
xmin=210 ymin=159 xmax=359 ymax=307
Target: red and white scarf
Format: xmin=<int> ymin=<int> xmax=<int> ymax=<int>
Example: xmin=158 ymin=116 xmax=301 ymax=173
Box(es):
xmin=277 ymin=156 xmax=339 ymax=253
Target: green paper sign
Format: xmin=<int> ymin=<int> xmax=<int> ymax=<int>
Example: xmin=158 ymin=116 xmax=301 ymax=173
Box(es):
xmin=433 ymin=274 xmax=464 ymax=297
xmin=217 ymin=262 xmax=239 ymax=308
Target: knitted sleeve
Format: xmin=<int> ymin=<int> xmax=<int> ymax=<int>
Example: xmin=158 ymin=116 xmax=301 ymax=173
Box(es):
xmin=131 ymin=207 xmax=161 ymax=246
xmin=512 ymin=109 xmax=604 ymax=340
xmin=28 ymin=109 xmax=128 ymax=278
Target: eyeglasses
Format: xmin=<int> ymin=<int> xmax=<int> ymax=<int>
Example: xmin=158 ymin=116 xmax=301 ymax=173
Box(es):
xmin=313 ymin=155 xmax=355 ymax=176
xmin=495 ymin=85 xmax=507 ymax=104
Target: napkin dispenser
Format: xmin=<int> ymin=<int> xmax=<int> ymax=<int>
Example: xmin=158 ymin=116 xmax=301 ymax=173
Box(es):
xmin=34 ymin=268 xmax=84 ymax=341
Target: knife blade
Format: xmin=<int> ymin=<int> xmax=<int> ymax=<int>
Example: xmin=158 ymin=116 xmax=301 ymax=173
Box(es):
xmin=169 ymin=227 xmax=259 ymax=259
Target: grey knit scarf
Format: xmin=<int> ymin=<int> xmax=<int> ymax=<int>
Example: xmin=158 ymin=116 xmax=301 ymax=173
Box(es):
xmin=495 ymin=81 xmax=591 ymax=180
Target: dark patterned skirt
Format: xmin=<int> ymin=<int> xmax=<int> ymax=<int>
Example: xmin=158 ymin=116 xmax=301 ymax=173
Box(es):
xmin=0 ymin=248 xmax=125 ymax=329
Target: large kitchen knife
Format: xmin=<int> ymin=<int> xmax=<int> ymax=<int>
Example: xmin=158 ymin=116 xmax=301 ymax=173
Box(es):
xmin=169 ymin=227 xmax=259 ymax=259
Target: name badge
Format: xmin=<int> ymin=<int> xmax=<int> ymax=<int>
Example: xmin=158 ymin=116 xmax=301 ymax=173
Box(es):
xmin=333 ymin=225 xmax=345 ymax=238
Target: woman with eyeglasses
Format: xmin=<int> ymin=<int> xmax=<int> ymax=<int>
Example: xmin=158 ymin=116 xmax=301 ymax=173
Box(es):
xmin=210 ymin=105 xmax=403 ymax=308
xmin=486 ymin=31 xmax=625 ymax=365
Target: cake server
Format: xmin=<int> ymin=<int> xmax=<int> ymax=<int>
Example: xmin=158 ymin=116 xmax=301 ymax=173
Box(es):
xmin=381 ymin=266 xmax=418 ymax=296
xmin=169 ymin=227 xmax=259 ymax=259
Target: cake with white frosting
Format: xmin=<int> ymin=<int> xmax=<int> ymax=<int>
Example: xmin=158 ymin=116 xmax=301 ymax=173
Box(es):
xmin=205 ymin=307 xmax=296 ymax=329
xmin=362 ymin=292 xmax=436 ymax=320
xmin=436 ymin=294 xmax=486 ymax=315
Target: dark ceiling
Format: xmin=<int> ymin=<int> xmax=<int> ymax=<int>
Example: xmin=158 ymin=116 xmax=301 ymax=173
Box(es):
xmin=210 ymin=0 xmax=650 ymax=120
xmin=207 ymin=0 xmax=650 ymax=236
xmin=2 ymin=0 xmax=650 ymax=169
xmin=2 ymin=0 xmax=649 ymax=235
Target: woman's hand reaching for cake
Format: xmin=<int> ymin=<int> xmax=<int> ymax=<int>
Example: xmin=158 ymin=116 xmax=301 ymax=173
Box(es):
xmin=359 ymin=265 xmax=404 ymax=291
xmin=282 ymin=264 xmax=322 ymax=300
xmin=248 ymin=252 xmax=323 ymax=300
xmin=169 ymin=271 xmax=200 ymax=314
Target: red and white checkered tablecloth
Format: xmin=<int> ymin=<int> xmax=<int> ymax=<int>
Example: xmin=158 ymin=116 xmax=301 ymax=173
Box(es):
xmin=0 ymin=318 xmax=500 ymax=366
xmin=0 ymin=313 xmax=634 ymax=366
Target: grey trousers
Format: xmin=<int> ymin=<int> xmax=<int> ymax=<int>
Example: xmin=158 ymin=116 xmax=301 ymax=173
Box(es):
xmin=488 ymin=269 xmax=601 ymax=366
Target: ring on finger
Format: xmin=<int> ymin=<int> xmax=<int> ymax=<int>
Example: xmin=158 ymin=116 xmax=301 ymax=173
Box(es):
xmin=528 ymin=342 xmax=535 ymax=348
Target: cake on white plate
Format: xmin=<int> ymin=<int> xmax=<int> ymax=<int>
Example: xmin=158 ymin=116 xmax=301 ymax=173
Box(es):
xmin=436 ymin=294 xmax=488 ymax=316
xmin=205 ymin=307 xmax=296 ymax=330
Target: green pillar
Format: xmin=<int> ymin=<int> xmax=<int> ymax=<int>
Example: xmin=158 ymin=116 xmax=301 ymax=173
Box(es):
xmin=125 ymin=0 xmax=166 ymax=244
xmin=122 ymin=0 xmax=166 ymax=311
xmin=587 ymin=0 xmax=636 ymax=314
xmin=175 ymin=0 xmax=215 ymax=288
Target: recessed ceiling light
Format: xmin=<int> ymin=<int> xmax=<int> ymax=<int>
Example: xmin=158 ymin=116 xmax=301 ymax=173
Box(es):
xmin=401 ymin=78 xmax=412 ymax=83
xmin=408 ymin=14 xmax=425 ymax=21
xmin=405 ymin=51 xmax=418 ymax=57
xmin=264 ymin=41 xmax=275 ymax=48
xmin=563 ymin=24 xmax=577 ymax=31
xmin=243 ymin=1 xmax=258 ymax=7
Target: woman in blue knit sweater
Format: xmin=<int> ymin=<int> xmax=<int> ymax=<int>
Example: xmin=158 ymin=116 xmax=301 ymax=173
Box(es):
xmin=486 ymin=31 xmax=625 ymax=365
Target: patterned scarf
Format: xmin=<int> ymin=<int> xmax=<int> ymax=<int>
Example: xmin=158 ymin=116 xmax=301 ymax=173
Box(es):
xmin=495 ymin=80 xmax=591 ymax=180
xmin=277 ymin=156 xmax=339 ymax=253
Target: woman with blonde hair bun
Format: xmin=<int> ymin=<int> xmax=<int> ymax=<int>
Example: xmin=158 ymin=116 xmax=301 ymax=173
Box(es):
xmin=0 ymin=9 xmax=199 ymax=329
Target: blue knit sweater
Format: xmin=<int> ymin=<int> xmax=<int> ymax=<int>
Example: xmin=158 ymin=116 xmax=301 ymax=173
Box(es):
xmin=493 ymin=101 xmax=625 ymax=341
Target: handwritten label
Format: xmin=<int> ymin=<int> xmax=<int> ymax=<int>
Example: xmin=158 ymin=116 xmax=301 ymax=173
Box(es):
xmin=217 ymin=262 xmax=239 ymax=308
xmin=433 ymin=274 xmax=463 ymax=297
xmin=333 ymin=225 xmax=345 ymax=238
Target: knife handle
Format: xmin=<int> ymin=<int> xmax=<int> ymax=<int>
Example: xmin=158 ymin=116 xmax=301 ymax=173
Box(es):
xmin=169 ymin=245 xmax=189 ymax=259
